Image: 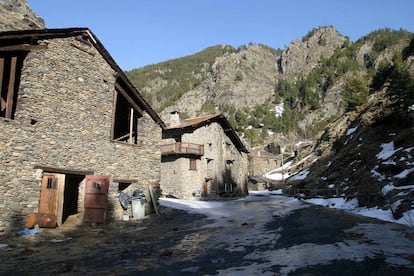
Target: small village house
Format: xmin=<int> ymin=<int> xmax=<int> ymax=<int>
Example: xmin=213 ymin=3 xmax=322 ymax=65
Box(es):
xmin=247 ymin=149 xmax=281 ymax=191
xmin=0 ymin=28 xmax=165 ymax=231
xmin=248 ymin=149 xmax=281 ymax=177
xmin=160 ymin=112 xmax=249 ymax=199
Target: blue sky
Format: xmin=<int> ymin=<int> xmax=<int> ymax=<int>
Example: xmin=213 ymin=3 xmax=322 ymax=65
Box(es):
xmin=27 ymin=0 xmax=413 ymax=71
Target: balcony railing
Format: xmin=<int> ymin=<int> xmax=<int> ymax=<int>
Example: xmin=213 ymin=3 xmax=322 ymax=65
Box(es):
xmin=161 ymin=142 xmax=204 ymax=156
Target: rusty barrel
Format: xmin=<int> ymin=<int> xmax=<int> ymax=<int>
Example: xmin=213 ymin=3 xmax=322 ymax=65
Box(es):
xmin=26 ymin=212 xmax=57 ymax=228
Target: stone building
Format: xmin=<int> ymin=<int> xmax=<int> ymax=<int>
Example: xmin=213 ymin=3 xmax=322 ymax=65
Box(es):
xmin=0 ymin=28 xmax=165 ymax=231
xmin=248 ymin=149 xmax=281 ymax=177
xmin=247 ymin=149 xmax=281 ymax=191
xmin=160 ymin=112 xmax=249 ymax=199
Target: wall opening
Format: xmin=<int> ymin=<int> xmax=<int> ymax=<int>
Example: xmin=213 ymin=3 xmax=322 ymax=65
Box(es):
xmin=0 ymin=51 xmax=28 ymax=119
xmin=62 ymin=174 xmax=84 ymax=224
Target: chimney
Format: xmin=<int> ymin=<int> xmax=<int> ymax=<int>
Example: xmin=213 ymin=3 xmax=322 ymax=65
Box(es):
xmin=167 ymin=111 xmax=181 ymax=127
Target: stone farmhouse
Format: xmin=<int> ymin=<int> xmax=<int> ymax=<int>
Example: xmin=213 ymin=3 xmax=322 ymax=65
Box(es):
xmin=0 ymin=28 xmax=166 ymax=231
xmin=248 ymin=149 xmax=281 ymax=177
xmin=160 ymin=112 xmax=249 ymax=199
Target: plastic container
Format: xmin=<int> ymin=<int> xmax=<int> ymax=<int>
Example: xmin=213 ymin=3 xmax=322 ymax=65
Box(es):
xmin=131 ymin=198 xmax=146 ymax=219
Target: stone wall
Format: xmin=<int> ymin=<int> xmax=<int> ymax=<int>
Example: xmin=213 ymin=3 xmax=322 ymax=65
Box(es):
xmin=248 ymin=153 xmax=281 ymax=176
xmin=0 ymin=36 xmax=162 ymax=232
xmin=0 ymin=0 xmax=45 ymax=32
xmin=161 ymin=122 xmax=248 ymax=199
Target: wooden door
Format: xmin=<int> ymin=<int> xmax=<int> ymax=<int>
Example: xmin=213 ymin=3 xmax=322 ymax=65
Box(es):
xmin=83 ymin=175 xmax=110 ymax=224
xmin=39 ymin=173 xmax=65 ymax=226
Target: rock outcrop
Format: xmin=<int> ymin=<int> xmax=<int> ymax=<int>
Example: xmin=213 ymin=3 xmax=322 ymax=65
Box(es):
xmin=0 ymin=0 xmax=45 ymax=32
xmin=280 ymin=26 xmax=347 ymax=79
xmin=159 ymin=26 xmax=347 ymax=119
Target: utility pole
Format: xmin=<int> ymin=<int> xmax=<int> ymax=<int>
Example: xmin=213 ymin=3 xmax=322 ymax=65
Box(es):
xmin=281 ymin=146 xmax=285 ymax=183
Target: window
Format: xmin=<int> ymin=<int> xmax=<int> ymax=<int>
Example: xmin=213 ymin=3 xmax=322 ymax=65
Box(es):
xmin=112 ymin=83 xmax=143 ymax=144
xmin=189 ymin=158 xmax=197 ymax=170
xmin=0 ymin=51 xmax=27 ymax=119
xmin=46 ymin=178 xmax=58 ymax=190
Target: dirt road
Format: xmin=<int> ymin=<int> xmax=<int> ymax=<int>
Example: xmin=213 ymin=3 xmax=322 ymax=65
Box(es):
xmin=1 ymin=194 xmax=414 ymax=275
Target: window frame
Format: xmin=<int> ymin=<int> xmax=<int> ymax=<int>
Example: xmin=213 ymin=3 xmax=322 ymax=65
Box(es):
xmin=189 ymin=158 xmax=197 ymax=171
xmin=0 ymin=51 xmax=28 ymax=119
xmin=111 ymin=82 xmax=144 ymax=145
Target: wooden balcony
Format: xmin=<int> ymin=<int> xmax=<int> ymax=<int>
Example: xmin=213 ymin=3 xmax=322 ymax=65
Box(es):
xmin=161 ymin=142 xmax=204 ymax=156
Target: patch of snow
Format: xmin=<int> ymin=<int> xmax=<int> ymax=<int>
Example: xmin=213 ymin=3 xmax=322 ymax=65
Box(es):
xmin=264 ymin=172 xmax=290 ymax=181
xmin=289 ymin=169 xmax=309 ymax=180
xmin=346 ymin=126 xmax=358 ymax=136
xmin=305 ymin=198 xmax=359 ymax=210
xmin=382 ymin=160 xmax=396 ymax=165
xmin=400 ymin=210 xmax=414 ymax=227
xmin=263 ymin=160 xmax=294 ymax=181
xmin=376 ymin=142 xmax=397 ymax=160
xmin=240 ymin=241 xmax=376 ymax=275
xmin=394 ymin=168 xmax=414 ymax=179
xmin=353 ymin=207 xmax=396 ymax=223
xmin=404 ymin=147 xmax=414 ymax=153
xmin=304 ymin=196 xmax=414 ymax=227
xmin=181 ymin=266 xmax=200 ymax=273
xmin=326 ymin=161 xmax=332 ymax=167
xmin=271 ymin=189 xmax=283 ymax=195
xmin=408 ymin=104 xmax=414 ymax=112
xmin=328 ymin=184 xmax=335 ymax=188
xmin=274 ymin=102 xmax=284 ymax=118
xmin=381 ymin=184 xmax=394 ymax=195
xmin=249 ymin=190 xmax=283 ymax=196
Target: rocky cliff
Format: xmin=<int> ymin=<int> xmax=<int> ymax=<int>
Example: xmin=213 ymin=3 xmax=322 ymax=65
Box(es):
xmin=0 ymin=0 xmax=45 ymax=32
xmin=281 ymin=26 xmax=348 ymax=79
xmin=159 ymin=26 xmax=347 ymax=119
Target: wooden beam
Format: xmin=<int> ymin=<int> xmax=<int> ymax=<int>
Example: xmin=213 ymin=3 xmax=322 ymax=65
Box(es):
xmin=0 ymin=57 xmax=4 ymax=112
xmin=0 ymin=44 xmax=47 ymax=51
xmin=115 ymin=82 xmax=144 ymax=116
xmin=0 ymin=57 xmax=4 ymax=88
xmin=148 ymin=185 xmax=159 ymax=215
xmin=111 ymin=89 xmax=118 ymax=140
xmin=113 ymin=178 xmax=138 ymax=184
xmin=33 ymin=165 xmax=94 ymax=176
xmin=6 ymin=56 xmax=17 ymax=118
xmin=129 ymin=108 xmax=134 ymax=143
xmin=114 ymin=131 xmax=136 ymax=141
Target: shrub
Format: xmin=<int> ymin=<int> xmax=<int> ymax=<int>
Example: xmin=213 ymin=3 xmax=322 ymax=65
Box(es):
xmin=343 ymin=75 xmax=369 ymax=111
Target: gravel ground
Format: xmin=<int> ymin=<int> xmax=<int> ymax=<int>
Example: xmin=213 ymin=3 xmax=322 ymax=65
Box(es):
xmin=1 ymin=195 xmax=414 ymax=275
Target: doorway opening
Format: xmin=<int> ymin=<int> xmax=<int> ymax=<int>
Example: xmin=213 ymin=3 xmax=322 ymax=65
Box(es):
xmin=62 ymin=174 xmax=84 ymax=224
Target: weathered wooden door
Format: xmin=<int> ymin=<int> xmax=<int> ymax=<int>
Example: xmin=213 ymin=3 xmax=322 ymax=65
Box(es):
xmin=39 ymin=173 xmax=65 ymax=226
xmin=83 ymin=175 xmax=110 ymax=224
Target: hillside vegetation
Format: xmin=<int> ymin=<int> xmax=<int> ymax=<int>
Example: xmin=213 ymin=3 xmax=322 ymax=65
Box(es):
xmin=127 ymin=27 xmax=412 ymax=146
xmin=126 ymin=45 xmax=236 ymax=113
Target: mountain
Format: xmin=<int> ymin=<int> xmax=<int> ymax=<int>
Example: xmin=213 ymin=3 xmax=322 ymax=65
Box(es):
xmin=294 ymin=36 xmax=414 ymax=220
xmin=127 ymin=27 xmax=412 ymax=145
